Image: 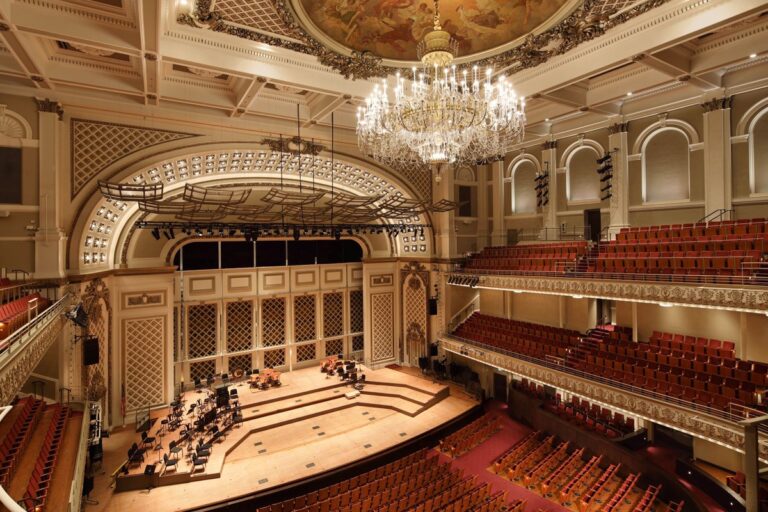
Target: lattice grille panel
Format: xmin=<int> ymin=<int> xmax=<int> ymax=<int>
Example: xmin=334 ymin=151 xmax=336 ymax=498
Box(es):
xmin=296 ymin=343 xmax=317 ymax=363
xmin=264 ymin=348 xmax=285 ymax=368
xmin=325 ymin=338 xmax=344 ymax=358
xmin=226 ymin=301 xmax=253 ymax=352
xmin=404 ymin=276 xmax=427 ymax=362
xmin=261 ymin=298 xmax=286 ymax=346
xmin=124 ymin=317 xmax=164 ymax=411
xmin=323 ymin=292 xmax=343 ymax=338
xmin=173 ymin=307 xmax=178 ymax=362
xmin=352 ymin=335 xmax=364 ymax=352
xmin=188 ymin=304 xmax=217 ymax=358
xmin=215 ymin=0 xmax=299 ymax=37
xmin=349 ymin=290 xmax=363 ymax=333
xmin=371 ymin=293 xmax=394 ymax=362
xmin=71 ymin=119 xmax=194 ymax=196
xmin=190 ymin=359 xmax=216 ymax=383
xmin=293 ymin=295 xmax=316 ymax=342
xmin=86 ymin=301 xmax=108 ymax=403
xmin=228 ymin=354 xmax=252 ymax=375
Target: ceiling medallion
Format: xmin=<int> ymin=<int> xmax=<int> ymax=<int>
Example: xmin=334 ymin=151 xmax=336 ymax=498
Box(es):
xmin=356 ymin=0 xmax=525 ymax=167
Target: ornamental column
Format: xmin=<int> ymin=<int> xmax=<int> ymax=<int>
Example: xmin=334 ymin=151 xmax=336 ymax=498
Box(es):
xmin=433 ymin=164 xmax=456 ymax=259
xmin=491 ymin=159 xmax=505 ymax=246
xmin=607 ymin=122 xmax=630 ymax=239
xmin=702 ymin=96 xmax=733 ymax=214
xmin=34 ymin=99 xmax=67 ymax=279
xmin=540 ymin=140 xmax=558 ymax=234
xmin=476 ymin=164 xmax=489 ymax=250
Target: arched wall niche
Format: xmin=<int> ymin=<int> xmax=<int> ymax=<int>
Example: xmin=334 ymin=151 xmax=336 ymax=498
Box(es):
xmin=641 ymin=127 xmax=691 ymax=203
xmin=0 ymin=107 xmax=33 ymax=143
xmin=747 ymin=107 xmax=768 ymax=195
xmin=506 ymin=154 xmax=541 ymax=214
xmin=69 ymin=143 xmax=434 ymax=274
xmin=560 ymin=139 xmax=604 ymax=203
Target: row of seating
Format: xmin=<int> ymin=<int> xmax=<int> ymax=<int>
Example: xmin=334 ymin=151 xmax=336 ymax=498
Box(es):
xmin=604 ymin=238 xmax=765 ymax=252
xmin=0 ymin=397 xmax=44 ymax=487
xmin=616 ymin=219 xmax=768 ymax=241
xmin=553 ymin=394 xmax=633 ymax=439
xmin=439 ymin=413 xmax=499 ymax=458
xmin=24 ymin=405 xmax=71 ymax=511
xmin=464 ymin=242 xmax=588 ymax=273
xmin=0 ymin=293 xmax=51 ymax=341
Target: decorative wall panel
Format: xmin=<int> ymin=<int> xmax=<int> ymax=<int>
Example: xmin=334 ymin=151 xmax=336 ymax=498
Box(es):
xmin=296 ymin=343 xmax=317 ymax=363
xmin=188 ymin=304 xmax=217 ymax=359
xmin=352 ymin=335 xmax=364 ymax=353
xmin=403 ymin=275 xmax=427 ymax=365
xmin=370 ymin=293 xmax=394 ymax=362
xmin=323 ymin=292 xmax=344 ymax=338
xmin=124 ymin=316 xmax=165 ymax=412
xmin=71 ymin=118 xmax=195 ymax=197
xmin=261 ymin=297 xmax=286 ymax=346
xmin=325 ymin=338 xmax=343 ymax=357
xmin=226 ymin=300 xmax=253 ymax=352
xmin=228 ymin=353 xmax=252 ymax=375
xmin=349 ymin=290 xmax=363 ymax=333
xmin=264 ymin=348 xmax=286 ymax=368
xmin=294 ymin=295 xmax=316 ymax=342
xmin=190 ymin=359 xmax=216 ymax=383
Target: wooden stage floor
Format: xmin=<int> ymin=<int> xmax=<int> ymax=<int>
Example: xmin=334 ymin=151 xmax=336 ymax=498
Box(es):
xmin=89 ymin=366 xmax=476 ymax=512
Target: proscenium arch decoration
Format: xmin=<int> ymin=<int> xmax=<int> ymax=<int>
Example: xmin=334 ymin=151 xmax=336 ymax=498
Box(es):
xmin=71 ymin=145 xmax=435 ymax=273
xmin=560 ymin=139 xmax=605 ymax=202
xmin=506 ymin=154 xmax=541 ymax=214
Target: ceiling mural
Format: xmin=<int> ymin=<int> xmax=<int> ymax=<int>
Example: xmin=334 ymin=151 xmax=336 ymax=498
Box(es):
xmin=297 ymin=0 xmax=570 ymax=61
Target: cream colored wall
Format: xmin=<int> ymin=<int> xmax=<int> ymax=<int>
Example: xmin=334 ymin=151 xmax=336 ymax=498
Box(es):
xmin=693 ymin=438 xmax=744 ymax=472
xmin=565 ymin=297 xmax=591 ymax=332
xmin=479 ymin=289 xmax=506 ymax=318
xmin=511 ymin=292 xmax=559 ymax=326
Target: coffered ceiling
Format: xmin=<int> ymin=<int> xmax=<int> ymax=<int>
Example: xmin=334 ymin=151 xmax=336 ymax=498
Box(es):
xmin=0 ymin=0 xmax=766 ymax=146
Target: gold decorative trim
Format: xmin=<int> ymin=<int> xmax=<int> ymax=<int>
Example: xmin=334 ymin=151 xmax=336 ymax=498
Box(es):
xmin=122 ymin=290 xmax=166 ymax=309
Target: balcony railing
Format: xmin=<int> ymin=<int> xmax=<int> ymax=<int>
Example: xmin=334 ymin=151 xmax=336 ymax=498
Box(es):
xmin=0 ymin=294 xmax=70 ymax=359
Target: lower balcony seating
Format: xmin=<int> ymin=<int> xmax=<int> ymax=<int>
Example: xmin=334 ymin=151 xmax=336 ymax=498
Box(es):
xmin=464 ymin=242 xmax=588 ymax=273
xmin=0 ymin=293 xmax=52 ymax=341
xmin=453 ymin=313 xmax=767 ymax=412
xmin=535 ymin=386 xmax=634 ymax=439
xmin=439 ymin=413 xmax=500 ymax=458
xmin=23 ymin=404 xmax=70 ymax=511
xmin=256 ymin=449 xmax=525 ymax=512
xmin=0 ymin=397 xmax=44 ymax=488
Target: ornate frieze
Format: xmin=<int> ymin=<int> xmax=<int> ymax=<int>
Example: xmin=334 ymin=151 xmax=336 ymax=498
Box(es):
xmin=261 ymin=136 xmax=325 ymax=156
xmin=440 ymin=337 xmax=768 ymax=460
xmin=35 ymin=98 xmax=63 ymax=120
xmin=450 ymin=273 xmax=768 ymax=313
xmin=608 ymin=122 xmax=629 ymax=134
xmin=702 ymin=96 xmax=735 ymax=112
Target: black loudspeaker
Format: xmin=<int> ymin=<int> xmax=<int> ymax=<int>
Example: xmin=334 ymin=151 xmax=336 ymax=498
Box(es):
xmin=144 ymin=464 xmax=156 ymax=476
xmin=216 ymin=386 xmax=230 ymax=408
xmin=428 ymin=298 xmax=438 ymax=316
xmin=83 ymin=336 xmax=100 ymax=366
xmin=429 ymin=343 xmax=438 ymax=357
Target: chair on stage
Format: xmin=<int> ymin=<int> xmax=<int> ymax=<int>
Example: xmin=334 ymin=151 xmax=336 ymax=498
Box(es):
xmin=162 ymin=453 xmax=178 ymax=475
xmin=194 ymin=378 xmax=203 ymax=391
xmin=141 ymin=431 xmax=156 ymax=450
xmin=169 ymin=440 xmax=183 ymax=459
xmin=128 ymin=443 xmax=144 ymax=467
xmin=191 ymin=453 xmax=207 ymax=473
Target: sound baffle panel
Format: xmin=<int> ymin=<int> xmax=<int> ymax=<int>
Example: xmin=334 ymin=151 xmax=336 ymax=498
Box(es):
xmin=371 ymin=293 xmax=394 ymax=362
xmin=293 ymin=295 xmax=316 ymax=342
xmin=124 ymin=317 xmax=165 ymax=412
xmin=296 ymin=343 xmax=317 ymax=363
xmin=188 ymin=304 xmax=217 ymax=359
xmin=226 ymin=301 xmax=253 ymax=352
xmin=325 ymin=338 xmax=344 ymax=357
xmin=323 ymin=292 xmax=344 ymax=338
xmin=261 ymin=298 xmax=286 ymax=347
xmin=264 ymin=348 xmax=286 ymax=368
xmin=349 ymin=290 xmax=363 ymax=333
xmin=190 ymin=359 xmax=216 ymax=383
xmin=352 ymin=335 xmax=364 ymax=352
xmin=228 ymin=353 xmax=252 ymax=375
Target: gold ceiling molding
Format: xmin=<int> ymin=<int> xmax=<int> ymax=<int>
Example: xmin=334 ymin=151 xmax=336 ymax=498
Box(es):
xmin=179 ymin=0 xmax=671 ymax=80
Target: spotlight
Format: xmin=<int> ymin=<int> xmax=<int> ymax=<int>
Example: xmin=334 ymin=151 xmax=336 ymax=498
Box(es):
xmin=150 ymin=228 xmax=160 ymax=240
xmin=334 ymin=229 xmax=341 ymax=241
xmin=163 ymin=229 xmax=173 ymax=240
xmin=195 ymin=227 xmax=202 ymax=237
xmin=229 ymin=229 xmax=236 ymax=236
xmin=293 ymin=228 xmax=300 ymax=241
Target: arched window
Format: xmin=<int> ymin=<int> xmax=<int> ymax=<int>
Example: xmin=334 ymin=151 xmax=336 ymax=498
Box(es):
xmin=642 ymin=128 xmax=690 ymax=203
xmin=510 ymin=160 xmax=538 ymax=213
xmin=750 ymin=109 xmax=768 ymax=194
xmin=567 ymin=147 xmax=601 ymax=202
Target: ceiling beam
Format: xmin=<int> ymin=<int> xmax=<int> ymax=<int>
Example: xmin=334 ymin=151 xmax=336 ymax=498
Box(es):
xmin=0 ymin=11 xmax=52 ymax=89
xmin=231 ymin=76 xmax=268 ymax=117
xmin=137 ymin=0 xmax=161 ymax=106
xmin=636 ymin=50 xmax=720 ymax=90
xmin=303 ymin=93 xmax=351 ymax=127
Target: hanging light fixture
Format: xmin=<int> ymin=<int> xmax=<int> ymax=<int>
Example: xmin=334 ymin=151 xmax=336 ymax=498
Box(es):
xmin=356 ymin=0 xmax=526 ymax=167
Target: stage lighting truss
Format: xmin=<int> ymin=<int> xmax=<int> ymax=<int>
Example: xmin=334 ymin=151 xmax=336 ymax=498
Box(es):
xmin=99 ymin=180 xmax=164 ymax=202
xmin=183 ymin=183 xmax=251 ymax=205
xmin=261 ymin=188 xmax=326 ymax=206
xmin=326 ymin=192 xmax=384 ymax=208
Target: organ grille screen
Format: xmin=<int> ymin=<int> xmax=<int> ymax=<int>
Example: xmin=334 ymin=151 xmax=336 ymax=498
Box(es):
xmin=293 ymin=295 xmax=316 ymax=342
xmin=264 ymin=347 xmax=286 ymax=368
xmin=226 ymin=300 xmax=253 ymax=352
xmin=296 ymin=343 xmax=317 ymax=363
xmin=325 ymin=338 xmax=344 ymax=357
xmin=352 ymin=335 xmax=364 ymax=352
xmin=188 ymin=304 xmax=217 ymax=359
xmin=350 ymin=290 xmax=363 ymax=333
xmin=124 ymin=316 xmax=164 ymax=412
xmin=190 ymin=359 xmax=216 ymax=383
xmin=228 ymin=353 xmax=252 ymax=375
xmin=323 ymin=292 xmax=344 ymax=338
xmin=261 ymin=297 xmax=286 ymax=347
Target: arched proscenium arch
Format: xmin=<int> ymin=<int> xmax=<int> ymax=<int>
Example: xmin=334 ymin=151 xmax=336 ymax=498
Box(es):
xmin=74 ymin=146 xmax=433 ymax=273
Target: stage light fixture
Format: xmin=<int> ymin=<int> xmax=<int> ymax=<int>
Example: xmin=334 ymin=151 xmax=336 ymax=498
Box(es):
xmin=151 ymin=227 xmax=160 ymax=240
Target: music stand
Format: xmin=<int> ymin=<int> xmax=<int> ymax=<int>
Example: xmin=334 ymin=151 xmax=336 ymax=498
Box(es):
xmin=141 ymin=464 xmax=156 ymax=494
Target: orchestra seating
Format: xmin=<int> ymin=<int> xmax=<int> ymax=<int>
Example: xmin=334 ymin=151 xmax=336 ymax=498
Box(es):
xmin=24 ymin=404 xmax=71 ymax=510
xmin=438 ymin=413 xmax=500 ymax=457
xmin=491 ymin=429 xmax=678 ymax=511
xmin=463 ymin=242 xmax=588 ymax=273
xmin=0 ymin=293 xmax=51 ymax=342
xmin=0 ymin=397 xmax=44 ymax=487
xmin=256 ymin=449 xmax=525 ymax=512
xmin=453 ymin=313 xmax=768 ymax=411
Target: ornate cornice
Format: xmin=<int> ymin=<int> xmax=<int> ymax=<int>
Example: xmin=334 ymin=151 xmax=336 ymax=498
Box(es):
xmin=35 ymin=98 xmax=63 ymax=120
xmin=542 ymin=140 xmax=558 ymax=150
xmin=450 ymin=273 xmax=768 ymax=313
xmin=261 ymin=136 xmax=325 ymax=156
xmin=440 ymin=337 xmax=767 ymax=461
xmin=702 ymin=96 xmax=734 ymax=112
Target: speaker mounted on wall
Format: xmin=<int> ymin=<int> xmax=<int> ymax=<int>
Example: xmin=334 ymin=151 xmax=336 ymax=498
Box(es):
xmin=83 ymin=336 xmax=100 ymax=366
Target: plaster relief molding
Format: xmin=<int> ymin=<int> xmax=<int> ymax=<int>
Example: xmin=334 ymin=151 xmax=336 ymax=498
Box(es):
xmin=18 ymin=0 xmax=136 ymax=28
xmin=608 ymin=122 xmax=629 ymax=134
xmin=35 ymin=98 xmax=63 ymax=120
xmin=440 ymin=337 xmax=768 ymax=459
xmin=701 ymin=96 xmax=734 ymax=112
xmin=48 ymin=56 xmax=141 ymax=78
xmin=453 ymin=273 xmax=768 ymax=313
xmin=692 ymin=18 xmax=768 ymax=54
xmin=164 ymin=76 xmax=233 ymax=92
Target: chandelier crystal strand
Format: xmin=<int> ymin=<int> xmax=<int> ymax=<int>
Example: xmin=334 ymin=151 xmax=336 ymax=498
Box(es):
xmin=357 ymin=0 xmax=525 ymax=167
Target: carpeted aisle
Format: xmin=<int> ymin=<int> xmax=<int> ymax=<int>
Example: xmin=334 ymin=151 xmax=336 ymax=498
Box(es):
xmin=433 ymin=402 xmax=571 ymax=512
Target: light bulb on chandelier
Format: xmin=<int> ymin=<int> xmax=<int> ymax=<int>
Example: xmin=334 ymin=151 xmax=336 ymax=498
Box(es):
xmin=356 ymin=0 xmax=526 ymax=168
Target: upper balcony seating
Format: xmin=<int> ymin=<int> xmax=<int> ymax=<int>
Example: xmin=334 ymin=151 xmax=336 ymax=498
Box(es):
xmin=464 ymin=242 xmax=588 ymax=273
xmin=0 ymin=293 xmax=52 ymax=341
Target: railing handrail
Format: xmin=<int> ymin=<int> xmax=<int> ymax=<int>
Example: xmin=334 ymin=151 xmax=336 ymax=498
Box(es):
xmin=442 ymin=333 xmax=767 ymax=429
xmin=448 ymin=294 xmax=480 ymax=329
xmin=68 ymin=401 xmax=91 ymax=512
xmin=697 ymin=208 xmax=734 ymax=225
xmin=0 ymin=294 xmax=70 ymax=361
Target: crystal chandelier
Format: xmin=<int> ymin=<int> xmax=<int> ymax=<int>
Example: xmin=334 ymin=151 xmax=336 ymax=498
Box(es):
xmin=356 ymin=0 xmax=526 ymax=167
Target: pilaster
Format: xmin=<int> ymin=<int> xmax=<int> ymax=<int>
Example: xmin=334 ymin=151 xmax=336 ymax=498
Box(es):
xmin=702 ymin=96 xmax=733 ymax=214
xmin=491 ymin=159 xmax=505 ymax=246
xmin=34 ymin=99 xmax=67 ymax=279
xmin=433 ymin=164 xmax=456 ymax=259
xmin=608 ymin=122 xmax=630 ymax=239
xmin=476 ymin=164 xmax=489 ymax=250
xmin=540 ymin=140 xmax=558 ymax=233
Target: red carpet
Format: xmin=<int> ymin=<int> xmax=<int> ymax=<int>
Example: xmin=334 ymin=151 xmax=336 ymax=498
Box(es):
xmin=433 ymin=402 xmax=571 ymax=512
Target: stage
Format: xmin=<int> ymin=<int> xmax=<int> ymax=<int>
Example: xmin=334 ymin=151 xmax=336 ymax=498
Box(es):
xmin=89 ymin=366 xmax=477 ymax=512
